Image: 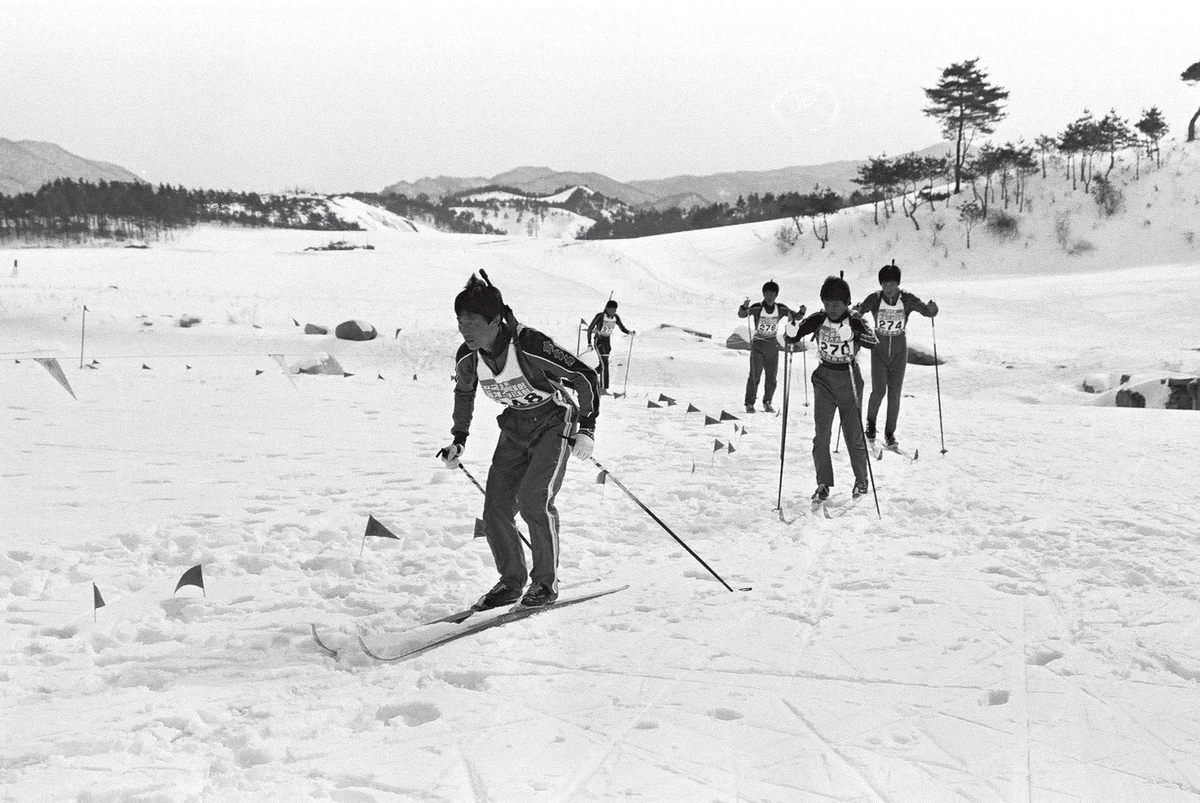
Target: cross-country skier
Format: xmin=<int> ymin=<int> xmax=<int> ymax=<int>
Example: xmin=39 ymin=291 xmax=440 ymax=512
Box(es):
xmin=438 ymin=272 xmax=601 ymax=610
xmin=586 ymin=300 xmax=634 ymax=394
xmin=738 ymin=281 xmax=801 ymax=413
xmin=854 ymin=263 xmax=938 ymax=453
xmin=785 ymin=276 xmax=877 ymax=504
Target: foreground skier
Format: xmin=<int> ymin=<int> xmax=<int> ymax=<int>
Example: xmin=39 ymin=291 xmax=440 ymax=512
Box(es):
xmin=786 ymin=276 xmax=877 ymax=504
xmin=439 ymin=272 xmax=601 ymax=610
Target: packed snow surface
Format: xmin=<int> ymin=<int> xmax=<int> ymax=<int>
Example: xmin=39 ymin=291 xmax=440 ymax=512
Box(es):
xmin=3 ymin=148 xmax=1200 ymax=801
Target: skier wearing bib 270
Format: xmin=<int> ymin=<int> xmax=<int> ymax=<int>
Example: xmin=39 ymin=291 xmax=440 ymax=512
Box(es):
xmin=738 ymin=281 xmax=801 ymax=413
xmin=854 ymin=263 xmax=938 ymax=452
xmin=785 ymin=276 xmax=877 ymax=503
xmin=586 ymin=300 xmax=634 ymax=393
xmin=438 ymin=272 xmax=601 ymax=610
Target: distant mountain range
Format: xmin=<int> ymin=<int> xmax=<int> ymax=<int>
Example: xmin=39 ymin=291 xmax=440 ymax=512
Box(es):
xmin=0 ymin=139 xmax=144 ymax=195
xmin=383 ymin=143 xmax=954 ymax=208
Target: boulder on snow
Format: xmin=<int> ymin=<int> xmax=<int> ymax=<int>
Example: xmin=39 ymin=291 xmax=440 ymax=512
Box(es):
xmin=177 ymin=314 xmax=202 ymax=328
xmin=335 ymin=319 xmax=378 ymax=341
xmin=303 ymin=323 xmax=329 ymax=335
xmin=1115 ymin=388 xmax=1147 ymax=408
xmin=905 ymin=343 xmax=944 ymax=366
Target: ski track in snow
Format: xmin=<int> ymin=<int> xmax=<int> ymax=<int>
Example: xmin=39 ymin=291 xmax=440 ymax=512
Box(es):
xmin=3 ymin=198 xmax=1200 ymax=800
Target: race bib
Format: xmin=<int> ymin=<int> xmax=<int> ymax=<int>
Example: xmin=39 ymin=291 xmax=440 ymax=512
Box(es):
xmin=876 ymin=306 xmax=906 ymax=335
xmin=480 ymin=375 xmax=553 ymax=409
xmin=755 ymin=308 xmax=781 ymax=338
xmin=599 ymin=316 xmax=616 ymax=336
xmin=817 ymin=320 xmax=855 ymax=364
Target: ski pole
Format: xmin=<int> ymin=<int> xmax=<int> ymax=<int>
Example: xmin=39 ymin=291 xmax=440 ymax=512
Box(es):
xmin=801 ymin=345 xmax=809 ymax=407
xmin=931 ymin=317 xmax=947 ymax=455
xmin=775 ymin=346 xmax=793 ymax=511
xmin=450 ymin=459 xmax=532 ymax=549
xmin=621 ymin=332 xmax=635 ymax=396
xmin=588 ymin=456 xmax=748 ymax=592
xmin=847 ymin=356 xmax=882 ymax=518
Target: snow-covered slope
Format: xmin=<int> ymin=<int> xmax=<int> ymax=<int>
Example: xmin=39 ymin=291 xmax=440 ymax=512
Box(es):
xmin=2 ymin=142 xmax=1199 ymax=801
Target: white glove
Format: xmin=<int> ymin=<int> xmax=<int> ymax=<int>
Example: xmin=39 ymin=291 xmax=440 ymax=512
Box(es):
xmin=437 ymin=443 xmax=464 ymax=467
xmin=570 ymin=431 xmax=594 ymax=461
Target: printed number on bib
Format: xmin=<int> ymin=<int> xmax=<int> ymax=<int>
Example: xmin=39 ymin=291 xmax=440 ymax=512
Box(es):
xmin=877 ymin=308 xmax=905 ymax=335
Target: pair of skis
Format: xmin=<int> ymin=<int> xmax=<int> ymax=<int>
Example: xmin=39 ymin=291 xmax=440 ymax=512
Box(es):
xmin=311 ymin=584 xmax=628 ymax=662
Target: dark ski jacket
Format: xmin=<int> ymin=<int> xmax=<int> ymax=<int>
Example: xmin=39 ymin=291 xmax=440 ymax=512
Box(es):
xmin=586 ymin=311 xmax=631 ymax=340
xmin=452 ymin=314 xmax=600 ymax=446
xmin=785 ymin=310 xmax=876 ymax=369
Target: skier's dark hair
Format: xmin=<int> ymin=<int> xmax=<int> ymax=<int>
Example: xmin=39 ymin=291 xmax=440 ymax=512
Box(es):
xmin=762 ymin=280 xmax=779 ymax=294
xmin=819 ymin=275 xmax=851 ymax=305
xmin=878 ymin=263 xmax=901 ymax=284
xmin=605 ymin=300 xmax=618 ymax=310
xmin=454 ymin=271 xmax=505 ymax=322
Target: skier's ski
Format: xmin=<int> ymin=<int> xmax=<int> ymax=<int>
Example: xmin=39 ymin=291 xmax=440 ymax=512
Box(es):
xmin=883 ymin=443 xmax=919 ymax=462
xmin=310 ymin=624 xmax=343 ymax=657
xmin=823 ymin=495 xmax=865 ymax=518
xmin=359 ymin=585 xmax=629 ymax=663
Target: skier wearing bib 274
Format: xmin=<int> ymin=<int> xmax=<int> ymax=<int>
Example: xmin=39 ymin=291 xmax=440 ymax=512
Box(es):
xmin=737 ymin=281 xmax=801 ymax=413
xmin=785 ymin=276 xmax=877 ymax=503
xmin=586 ymin=300 xmax=634 ymax=393
xmin=854 ymin=263 xmax=938 ymax=452
xmin=438 ymin=272 xmax=601 ymax=610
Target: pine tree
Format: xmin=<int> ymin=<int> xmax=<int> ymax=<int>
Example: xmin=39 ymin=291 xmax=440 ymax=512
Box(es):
xmin=1182 ymin=61 xmax=1200 ymax=142
xmin=923 ymin=59 xmax=1009 ymax=194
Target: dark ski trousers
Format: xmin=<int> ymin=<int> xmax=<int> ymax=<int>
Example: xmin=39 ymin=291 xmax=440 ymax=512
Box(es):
xmin=745 ymin=339 xmax=780 ymax=407
xmin=594 ymin=335 xmax=612 ymax=390
xmin=866 ymin=333 xmax=908 ymax=438
xmin=811 ymin=363 xmax=869 ymax=488
xmin=482 ymin=403 xmax=574 ymax=593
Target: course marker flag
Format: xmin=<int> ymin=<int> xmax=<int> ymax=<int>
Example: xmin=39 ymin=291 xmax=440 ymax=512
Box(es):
xmin=33 ymin=358 xmax=77 ymax=399
xmin=174 ymin=565 xmax=205 ymax=595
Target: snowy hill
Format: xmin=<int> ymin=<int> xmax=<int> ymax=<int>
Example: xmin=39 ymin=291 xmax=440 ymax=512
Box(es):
xmin=2 ymin=141 xmax=1199 ymax=801
xmin=0 ymin=138 xmax=145 ymax=195
xmin=447 ymin=184 xmax=619 ymax=239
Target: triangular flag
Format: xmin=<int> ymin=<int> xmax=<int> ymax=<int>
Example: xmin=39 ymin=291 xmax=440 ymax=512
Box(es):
xmin=719 ymin=411 xmax=739 ymax=421
xmin=186 ymin=365 xmax=192 ymax=370
xmin=580 ymin=318 xmax=587 ymax=325
xmin=647 ymin=400 xmax=662 ymax=409
xmin=83 ymin=305 xmax=89 ymax=312
xmin=704 ymin=415 xmax=719 ymax=426
xmin=412 ymin=374 xmax=418 ymax=380
xmin=612 ymin=392 xmax=625 ymax=399
xmin=342 ymin=372 xmax=354 ymax=378
xmin=658 ymin=394 xmax=676 ymax=406
xmin=255 ymin=369 xmax=264 ymax=376
xmin=727 ymin=443 xmax=736 ymax=454
xmin=596 ymin=470 xmax=608 ymax=485
xmin=394 ymin=328 xmax=401 ymax=338
xmin=142 ymin=364 xmax=151 ymax=370
xmin=364 ymin=515 xmax=399 ymax=539
xmin=740 ymin=427 xmax=748 ymax=437
xmin=33 ymin=358 xmax=77 ymax=399
xmin=713 ymin=440 xmax=725 ymax=452
xmin=377 ymin=373 xmax=385 ymax=380
xmin=686 ymin=403 xmax=701 ymax=414
xmin=93 ymin=583 xmax=105 ymax=610
xmin=293 ymin=318 xmax=300 ymax=326
xmin=174 ymin=564 xmax=204 ymax=595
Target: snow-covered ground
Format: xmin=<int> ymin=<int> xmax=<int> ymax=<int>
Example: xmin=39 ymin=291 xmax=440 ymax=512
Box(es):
xmin=2 ymin=145 xmax=1200 ymax=802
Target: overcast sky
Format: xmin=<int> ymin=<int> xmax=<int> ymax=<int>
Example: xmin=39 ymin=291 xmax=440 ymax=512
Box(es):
xmin=4 ymin=0 xmax=1198 ymax=193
